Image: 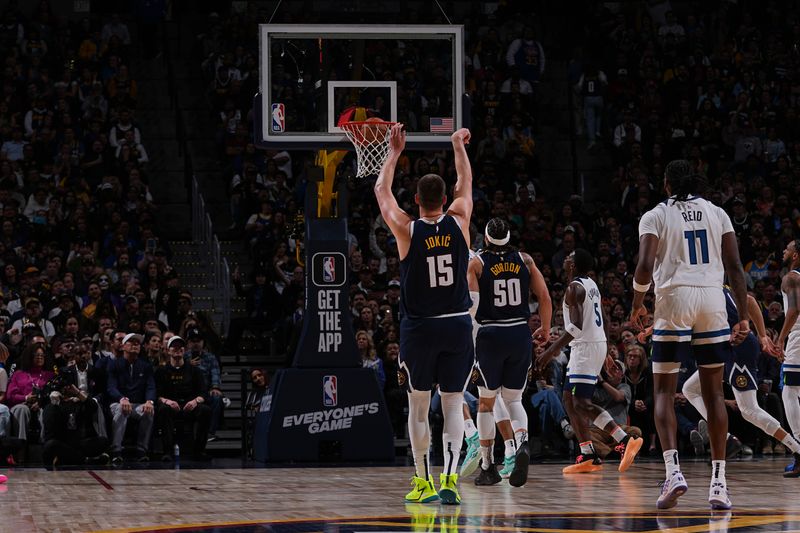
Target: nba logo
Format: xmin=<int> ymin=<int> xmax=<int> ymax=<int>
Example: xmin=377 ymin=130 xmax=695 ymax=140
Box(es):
xmin=323 ymin=375 xmax=337 ymax=407
xmin=322 ymin=256 xmax=336 ymax=283
xmin=271 ymin=103 xmax=285 ymax=132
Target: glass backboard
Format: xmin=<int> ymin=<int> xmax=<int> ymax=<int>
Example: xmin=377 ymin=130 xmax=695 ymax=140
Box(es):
xmin=256 ymin=24 xmax=465 ymax=150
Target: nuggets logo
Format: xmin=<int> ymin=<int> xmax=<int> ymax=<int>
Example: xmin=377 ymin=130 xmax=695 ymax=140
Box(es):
xmin=735 ymin=375 xmax=748 ymax=389
xmin=470 ymin=368 xmax=480 ymax=384
xmin=527 ymin=366 xmax=534 ymax=384
xmin=397 ymin=370 xmax=406 ymax=387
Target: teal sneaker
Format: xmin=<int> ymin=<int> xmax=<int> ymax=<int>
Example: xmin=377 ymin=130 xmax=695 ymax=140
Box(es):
xmin=459 ymin=433 xmax=480 ymax=477
xmin=499 ymin=455 xmax=515 ymax=479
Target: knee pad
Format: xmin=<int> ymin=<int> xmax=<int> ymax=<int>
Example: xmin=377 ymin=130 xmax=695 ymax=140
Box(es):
xmin=477 ymin=411 xmax=496 ymax=441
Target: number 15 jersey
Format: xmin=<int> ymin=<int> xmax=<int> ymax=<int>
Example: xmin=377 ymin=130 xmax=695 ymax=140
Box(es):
xmin=638 ymin=195 xmax=734 ymax=294
xmin=400 ymin=214 xmax=471 ymax=319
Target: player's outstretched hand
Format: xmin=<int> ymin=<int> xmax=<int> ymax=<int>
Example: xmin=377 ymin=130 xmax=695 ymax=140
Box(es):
xmin=637 ymin=325 xmax=653 ymax=344
xmin=772 ymin=335 xmax=786 ymax=361
xmin=388 ymin=123 xmax=406 ymax=154
xmin=532 ymin=326 xmax=549 ymax=344
xmin=759 ymin=335 xmax=777 ymax=357
xmin=451 ymin=128 xmax=471 ymax=146
xmin=629 ymin=304 xmax=647 ymax=331
xmin=730 ymin=319 xmax=750 ymax=346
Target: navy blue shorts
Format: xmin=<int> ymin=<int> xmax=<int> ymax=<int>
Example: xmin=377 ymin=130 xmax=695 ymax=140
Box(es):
xmin=474 ymin=323 xmax=532 ymax=391
xmin=652 ymin=341 xmax=733 ymax=367
xmin=724 ymin=333 xmax=759 ymax=392
xmin=399 ymin=314 xmax=474 ymax=393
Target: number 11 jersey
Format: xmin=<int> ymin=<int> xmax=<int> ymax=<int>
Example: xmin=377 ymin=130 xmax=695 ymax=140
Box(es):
xmin=638 ymin=195 xmax=734 ymax=294
xmin=400 ymin=214 xmax=471 ymax=319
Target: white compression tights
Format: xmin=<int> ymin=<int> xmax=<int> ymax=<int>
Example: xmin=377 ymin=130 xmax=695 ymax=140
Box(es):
xmin=783 ymin=385 xmax=800 ymax=439
xmin=501 ymin=387 xmax=528 ymax=439
xmin=683 ymin=371 xmax=782 ymax=436
xmin=407 ymin=390 xmax=432 ymax=479
xmin=440 ymin=391 xmax=465 ymax=476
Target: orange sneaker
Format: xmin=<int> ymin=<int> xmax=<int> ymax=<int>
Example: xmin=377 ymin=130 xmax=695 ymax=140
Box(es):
xmin=616 ymin=436 xmax=643 ymax=473
xmin=562 ymin=454 xmax=603 ymax=474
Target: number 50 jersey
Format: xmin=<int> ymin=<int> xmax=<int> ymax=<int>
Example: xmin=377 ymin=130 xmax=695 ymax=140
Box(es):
xmin=475 ymin=250 xmax=531 ymax=326
xmin=638 ymin=195 xmax=735 ymax=294
xmin=400 ymin=214 xmax=471 ymax=319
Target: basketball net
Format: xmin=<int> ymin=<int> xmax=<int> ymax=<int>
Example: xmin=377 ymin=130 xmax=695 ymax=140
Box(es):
xmin=341 ymin=121 xmax=396 ymax=178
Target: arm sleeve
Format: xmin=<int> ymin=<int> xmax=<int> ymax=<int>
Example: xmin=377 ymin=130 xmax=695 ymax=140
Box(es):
xmin=638 ymin=208 xmax=661 ymax=238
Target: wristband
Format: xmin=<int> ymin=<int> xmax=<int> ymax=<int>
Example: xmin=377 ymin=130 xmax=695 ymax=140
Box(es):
xmin=632 ymin=280 xmax=651 ymax=293
xmin=565 ymin=323 xmax=581 ymax=338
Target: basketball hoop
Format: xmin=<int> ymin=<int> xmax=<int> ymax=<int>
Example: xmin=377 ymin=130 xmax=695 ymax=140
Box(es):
xmin=341 ymin=120 xmax=397 ymax=178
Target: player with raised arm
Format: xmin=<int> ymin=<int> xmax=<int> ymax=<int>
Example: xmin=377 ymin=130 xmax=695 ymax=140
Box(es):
xmin=776 ymin=240 xmax=800 ymax=474
xmin=677 ymin=287 xmax=800 ymax=477
xmin=466 ymin=217 xmax=552 ymax=487
xmin=538 ymin=249 xmax=643 ymax=474
xmin=375 ymin=123 xmax=474 ymax=505
xmin=630 ymin=160 xmax=750 ymax=510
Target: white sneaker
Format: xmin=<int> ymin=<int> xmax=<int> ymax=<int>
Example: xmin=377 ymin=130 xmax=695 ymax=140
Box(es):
xmin=657 ymin=471 xmax=688 ymax=509
xmin=709 ymin=480 xmax=732 ymax=510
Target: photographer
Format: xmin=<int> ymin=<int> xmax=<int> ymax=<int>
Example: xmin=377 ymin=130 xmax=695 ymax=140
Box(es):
xmin=154 ymin=336 xmax=211 ymax=461
xmin=6 ymin=344 xmax=54 ymax=443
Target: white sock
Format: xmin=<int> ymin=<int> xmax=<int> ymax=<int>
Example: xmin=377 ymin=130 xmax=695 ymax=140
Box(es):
xmin=407 ymin=390 xmax=432 ymax=480
xmin=480 ymin=445 xmax=492 ymax=470
xmin=464 ymin=418 xmax=477 ymax=440
xmin=579 ymin=440 xmax=595 ymax=455
xmin=504 ymin=438 xmax=516 ymax=458
xmin=663 ymin=449 xmax=680 ymax=477
xmin=782 ymin=433 xmax=800 ymax=454
xmin=712 ymin=459 xmax=726 ymax=483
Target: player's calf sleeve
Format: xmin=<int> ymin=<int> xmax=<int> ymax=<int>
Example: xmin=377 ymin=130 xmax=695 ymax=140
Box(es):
xmin=407 ymin=390 xmax=432 ymax=478
xmin=493 ymin=394 xmax=510 ymax=422
xmin=735 ymin=390 xmax=781 ymax=436
xmin=681 ymin=371 xmax=709 ymax=420
xmin=440 ymin=391 xmax=465 ymax=476
xmin=501 ymin=387 xmax=528 ymax=435
xmin=783 ymin=385 xmax=800 ymax=438
xmin=477 ymin=410 xmax=495 ymax=442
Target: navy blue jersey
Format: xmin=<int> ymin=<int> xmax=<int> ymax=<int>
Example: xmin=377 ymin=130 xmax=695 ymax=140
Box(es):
xmin=723 ymin=286 xmax=759 ymax=347
xmin=400 ymin=214 xmax=471 ymax=319
xmin=475 ymin=250 xmax=531 ymax=325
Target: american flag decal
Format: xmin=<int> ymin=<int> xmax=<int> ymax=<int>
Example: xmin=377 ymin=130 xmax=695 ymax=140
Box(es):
xmin=430 ymin=117 xmax=454 ymax=132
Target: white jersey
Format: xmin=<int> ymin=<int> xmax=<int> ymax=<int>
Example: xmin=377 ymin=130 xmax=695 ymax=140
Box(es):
xmin=782 ymin=269 xmax=800 ymax=358
xmin=638 ymin=195 xmax=734 ymax=293
xmin=563 ymin=276 xmax=606 ymax=344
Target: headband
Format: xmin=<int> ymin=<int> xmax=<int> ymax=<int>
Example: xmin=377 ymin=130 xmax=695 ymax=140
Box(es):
xmin=484 ymin=224 xmax=510 ymax=246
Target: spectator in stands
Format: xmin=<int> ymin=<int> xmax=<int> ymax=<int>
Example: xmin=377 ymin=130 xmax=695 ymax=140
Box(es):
xmin=357 ymin=330 xmax=384 ymax=390
xmin=224 ymin=266 xmax=281 ymax=355
xmin=624 ymin=343 xmax=655 ymax=453
xmin=0 ymin=342 xmax=10 ymax=436
xmin=590 ymin=359 xmax=641 ymax=458
xmin=107 ymin=333 xmax=155 ymax=463
xmin=6 ymin=344 xmax=54 ymax=443
xmin=185 ymin=328 xmax=223 ymax=441
xmin=155 ymin=336 xmax=212 ymax=461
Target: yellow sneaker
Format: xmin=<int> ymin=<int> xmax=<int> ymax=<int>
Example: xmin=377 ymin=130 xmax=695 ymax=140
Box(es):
xmin=405 ymin=476 xmax=440 ymax=503
xmin=438 ymin=473 xmax=461 ymax=505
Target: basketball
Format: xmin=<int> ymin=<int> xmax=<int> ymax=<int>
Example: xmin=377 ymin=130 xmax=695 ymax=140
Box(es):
xmin=360 ymin=116 xmax=390 ymax=144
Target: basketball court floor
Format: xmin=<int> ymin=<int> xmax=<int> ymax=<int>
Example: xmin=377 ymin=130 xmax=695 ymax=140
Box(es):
xmin=4 ymin=457 xmax=800 ymax=532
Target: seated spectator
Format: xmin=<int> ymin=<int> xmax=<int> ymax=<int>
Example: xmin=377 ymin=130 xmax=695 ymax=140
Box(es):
xmin=589 ymin=359 xmax=642 ymax=458
xmin=154 ymin=336 xmax=212 ymax=462
xmin=107 ymin=333 xmax=155 ymax=463
xmin=244 ymin=368 xmax=270 ymax=458
xmin=42 ymin=380 xmax=109 ymax=467
xmin=357 ymin=330 xmax=385 ymax=389
xmin=529 ymin=355 xmax=573 ymax=445
xmin=6 ymin=344 xmax=54 ymax=443
xmin=10 ymin=296 xmax=56 ymax=344
xmin=623 ymin=343 xmax=655 ymax=453
xmin=0 ymin=342 xmax=10 ymax=437
xmin=185 ymin=328 xmax=224 ymax=441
